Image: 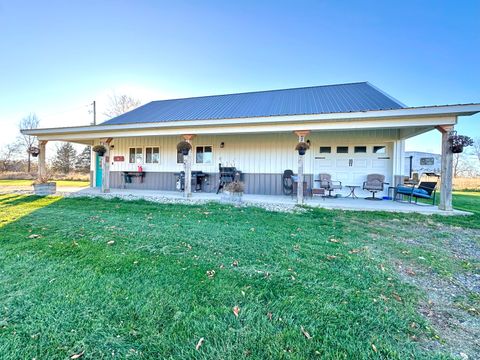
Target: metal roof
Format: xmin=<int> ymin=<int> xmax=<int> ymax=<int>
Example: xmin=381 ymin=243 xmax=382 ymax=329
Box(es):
xmin=101 ymin=82 xmax=406 ymax=125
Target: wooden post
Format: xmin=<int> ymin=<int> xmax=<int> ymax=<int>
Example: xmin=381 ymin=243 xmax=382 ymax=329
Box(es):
xmin=437 ymin=125 xmax=454 ymax=211
xmin=38 ymin=140 xmax=48 ymax=181
xmin=182 ymin=135 xmax=195 ymax=198
xmin=294 ymin=131 xmax=310 ymax=205
xmin=101 ymin=138 xmax=113 ymax=193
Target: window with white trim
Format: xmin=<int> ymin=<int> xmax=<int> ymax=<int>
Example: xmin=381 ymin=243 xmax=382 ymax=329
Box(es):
xmin=129 ymin=148 xmax=143 ymax=163
xmin=145 ymin=147 xmax=160 ymax=164
xmin=373 ymin=145 xmax=386 ymax=154
xmin=195 ymin=146 xmax=212 ymax=164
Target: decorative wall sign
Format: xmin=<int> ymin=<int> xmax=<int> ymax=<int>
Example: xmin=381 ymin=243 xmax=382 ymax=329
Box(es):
xmin=113 ymin=156 xmax=125 ymax=162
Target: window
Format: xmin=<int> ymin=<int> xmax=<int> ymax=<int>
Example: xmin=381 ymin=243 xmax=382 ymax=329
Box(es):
xmin=177 ymin=149 xmax=184 ymax=164
xmin=319 ymin=146 xmax=331 ymax=153
xmin=373 ymin=146 xmax=386 ymax=154
xmin=145 ymin=147 xmax=160 ymax=164
xmin=129 ymin=148 xmax=143 ymax=163
xmin=196 ymin=146 xmax=213 ymax=164
xmin=354 ymin=146 xmax=367 ymax=153
xmin=420 ymin=157 xmax=434 ymax=165
xmin=336 ymin=146 xmax=348 ymax=154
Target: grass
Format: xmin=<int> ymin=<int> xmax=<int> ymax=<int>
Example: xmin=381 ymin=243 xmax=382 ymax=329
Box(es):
xmin=0 ymin=193 xmax=478 ymax=359
xmin=0 ymin=179 xmax=90 ymax=187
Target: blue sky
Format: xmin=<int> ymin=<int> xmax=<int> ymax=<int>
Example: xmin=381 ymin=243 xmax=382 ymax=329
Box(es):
xmin=0 ymin=0 xmax=478 ymax=153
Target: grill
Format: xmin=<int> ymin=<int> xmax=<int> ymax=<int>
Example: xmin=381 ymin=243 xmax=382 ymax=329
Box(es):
xmin=174 ymin=171 xmax=208 ymax=192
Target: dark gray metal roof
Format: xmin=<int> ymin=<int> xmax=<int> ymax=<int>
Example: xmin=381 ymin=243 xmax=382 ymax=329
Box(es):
xmin=101 ymin=82 xmax=406 ymax=125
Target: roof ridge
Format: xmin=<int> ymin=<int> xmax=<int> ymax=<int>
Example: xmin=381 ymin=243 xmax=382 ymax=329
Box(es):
xmin=150 ymin=81 xmax=369 ymax=103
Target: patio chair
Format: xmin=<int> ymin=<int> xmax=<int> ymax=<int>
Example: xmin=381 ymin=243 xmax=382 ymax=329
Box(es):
xmin=317 ymin=173 xmax=342 ymax=197
xmin=394 ymin=181 xmax=438 ymax=205
xmin=363 ymin=174 xmax=387 ymax=200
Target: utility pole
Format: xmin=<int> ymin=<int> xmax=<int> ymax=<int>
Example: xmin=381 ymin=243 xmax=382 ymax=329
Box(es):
xmin=91 ymin=100 xmax=96 ymax=125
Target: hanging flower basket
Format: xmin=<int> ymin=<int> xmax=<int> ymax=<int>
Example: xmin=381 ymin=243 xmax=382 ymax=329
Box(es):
xmin=28 ymin=146 xmax=40 ymax=157
xmin=448 ymin=133 xmax=473 ymax=154
xmin=92 ymin=145 xmax=107 ymax=156
xmin=295 ymin=141 xmax=310 ymax=156
xmin=177 ymin=141 xmax=192 ymax=156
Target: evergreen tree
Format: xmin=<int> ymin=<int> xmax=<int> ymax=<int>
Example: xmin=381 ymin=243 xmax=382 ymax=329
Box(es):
xmin=75 ymin=146 xmax=91 ymax=173
xmin=52 ymin=142 xmax=77 ymax=174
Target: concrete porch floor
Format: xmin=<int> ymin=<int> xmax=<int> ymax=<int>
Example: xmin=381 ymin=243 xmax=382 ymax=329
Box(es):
xmin=65 ymin=187 xmax=469 ymax=215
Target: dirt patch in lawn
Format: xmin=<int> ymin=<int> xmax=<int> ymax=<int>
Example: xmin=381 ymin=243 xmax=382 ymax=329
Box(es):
xmin=371 ymin=219 xmax=480 ymax=359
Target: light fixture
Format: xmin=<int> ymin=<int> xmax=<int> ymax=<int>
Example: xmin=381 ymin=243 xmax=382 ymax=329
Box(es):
xmin=220 ymin=142 xmax=225 ymax=148
xmin=306 ymin=140 xmax=311 ymax=146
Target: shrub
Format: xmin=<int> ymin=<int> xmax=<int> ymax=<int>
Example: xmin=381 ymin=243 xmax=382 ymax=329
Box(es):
xmin=225 ymin=181 xmax=245 ymax=193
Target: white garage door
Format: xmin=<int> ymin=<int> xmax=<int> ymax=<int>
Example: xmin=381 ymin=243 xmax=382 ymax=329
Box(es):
xmin=313 ymin=144 xmax=392 ymax=195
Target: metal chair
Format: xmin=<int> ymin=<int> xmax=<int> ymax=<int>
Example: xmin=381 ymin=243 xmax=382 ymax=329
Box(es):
xmin=318 ymin=173 xmax=342 ymax=198
xmin=363 ymin=174 xmax=387 ymax=200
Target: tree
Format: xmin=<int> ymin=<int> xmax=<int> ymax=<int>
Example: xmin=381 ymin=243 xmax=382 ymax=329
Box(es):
xmin=75 ymin=146 xmax=91 ymax=173
xmin=18 ymin=113 xmax=40 ymax=173
xmin=473 ymin=138 xmax=480 ymax=163
xmin=0 ymin=142 xmax=22 ymax=172
xmin=103 ymin=94 xmax=141 ymax=118
xmin=52 ymin=142 xmax=77 ymax=174
xmin=453 ymin=153 xmax=478 ymax=178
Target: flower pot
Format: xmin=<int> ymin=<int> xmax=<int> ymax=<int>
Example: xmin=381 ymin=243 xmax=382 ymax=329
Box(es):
xmin=451 ymin=145 xmax=464 ymax=154
xmin=181 ymin=148 xmax=190 ymax=156
xmin=298 ymin=148 xmax=306 ymax=156
xmin=33 ymin=182 xmax=56 ymax=196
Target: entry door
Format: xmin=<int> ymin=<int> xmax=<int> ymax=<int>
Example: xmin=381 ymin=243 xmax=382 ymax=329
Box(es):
xmin=95 ymin=154 xmax=102 ymax=187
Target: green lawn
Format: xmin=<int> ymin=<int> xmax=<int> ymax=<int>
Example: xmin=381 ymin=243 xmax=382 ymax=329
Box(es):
xmin=0 ymin=192 xmax=478 ymax=359
xmin=0 ymin=179 xmax=90 ymax=187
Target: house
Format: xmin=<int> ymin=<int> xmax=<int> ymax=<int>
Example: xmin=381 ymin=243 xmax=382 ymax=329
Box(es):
xmin=22 ymin=82 xmax=480 ymax=211
xmin=404 ymin=151 xmax=442 ymax=179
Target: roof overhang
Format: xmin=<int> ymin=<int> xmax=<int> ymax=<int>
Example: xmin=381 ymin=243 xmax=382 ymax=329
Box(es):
xmin=21 ymin=103 xmax=480 ymax=142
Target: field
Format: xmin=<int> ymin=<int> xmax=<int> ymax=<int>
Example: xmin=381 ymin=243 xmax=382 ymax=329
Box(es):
xmin=0 ymin=192 xmax=478 ymax=359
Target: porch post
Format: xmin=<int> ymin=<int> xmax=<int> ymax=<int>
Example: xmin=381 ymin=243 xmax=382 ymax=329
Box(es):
xmin=101 ymin=138 xmax=113 ymax=193
xmin=437 ymin=125 xmax=454 ymax=211
xmin=294 ymin=131 xmax=310 ymax=205
xmin=183 ymin=135 xmax=195 ymax=198
xmin=38 ymin=140 xmax=48 ymax=181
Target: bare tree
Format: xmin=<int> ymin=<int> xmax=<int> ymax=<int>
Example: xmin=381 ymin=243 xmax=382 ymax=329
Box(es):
xmin=103 ymin=94 xmax=141 ymax=119
xmin=453 ymin=153 xmax=477 ymax=178
xmin=18 ymin=113 xmax=40 ymax=173
xmin=0 ymin=142 xmax=22 ymax=172
xmin=473 ymin=138 xmax=480 ymax=162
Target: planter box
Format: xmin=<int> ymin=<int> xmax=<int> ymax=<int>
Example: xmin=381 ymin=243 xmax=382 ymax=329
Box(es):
xmin=33 ymin=182 xmax=56 ymax=196
xmin=221 ymin=191 xmax=243 ymax=204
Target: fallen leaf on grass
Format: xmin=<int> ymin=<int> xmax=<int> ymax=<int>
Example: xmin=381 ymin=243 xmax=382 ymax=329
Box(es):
xmin=392 ymin=293 xmax=402 ymax=302
xmin=233 ymin=306 xmax=240 ymax=317
xmin=232 ymin=260 xmax=238 ymax=267
xmin=206 ymin=270 xmax=216 ymax=279
xmin=107 ymin=240 xmax=115 ymax=245
xmin=326 ymin=255 xmax=337 ymax=260
xmin=371 ymin=344 xmax=377 ymax=353
xmin=300 ymin=326 xmax=312 ymax=339
xmin=348 ymin=248 xmax=362 ymax=254
xmin=405 ymin=268 xmax=416 ymax=276
xmin=329 ymin=238 xmax=340 ymax=243
xmin=267 ymin=312 xmax=272 ymax=320
xmin=195 ymin=337 xmax=204 ymax=350
xmin=70 ymin=350 xmax=84 ymax=359
xmin=379 ymin=264 xmax=385 ymax=271
xmin=28 ymin=234 xmax=41 ymax=239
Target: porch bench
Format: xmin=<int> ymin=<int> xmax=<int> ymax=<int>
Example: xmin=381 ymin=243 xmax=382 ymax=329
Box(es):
xmin=394 ymin=181 xmax=437 ymax=205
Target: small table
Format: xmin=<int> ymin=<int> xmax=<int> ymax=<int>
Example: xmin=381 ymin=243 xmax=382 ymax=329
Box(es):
xmin=345 ymin=185 xmax=360 ymax=199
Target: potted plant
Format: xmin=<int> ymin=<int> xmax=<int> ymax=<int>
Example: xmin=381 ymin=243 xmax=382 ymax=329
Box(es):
xmin=28 ymin=146 xmax=40 ymax=157
xmin=221 ymin=181 xmax=245 ymax=204
xmin=92 ymin=144 xmax=107 ymax=156
xmin=295 ymin=141 xmax=310 ymax=155
xmin=177 ymin=141 xmax=192 ymax=156
xmin=32 ymin=171 xmax=56 ymax=196
xmin=449 ymin=133 xmax=473 ymax=154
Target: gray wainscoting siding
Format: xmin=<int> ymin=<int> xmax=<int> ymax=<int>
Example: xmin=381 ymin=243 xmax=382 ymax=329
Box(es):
xmin=109 ymin=171 xmax=313 ymax=195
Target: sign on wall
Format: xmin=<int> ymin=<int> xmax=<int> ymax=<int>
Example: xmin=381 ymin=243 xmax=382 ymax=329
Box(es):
xmin=113 ymin=156 xmax=125 ymax=162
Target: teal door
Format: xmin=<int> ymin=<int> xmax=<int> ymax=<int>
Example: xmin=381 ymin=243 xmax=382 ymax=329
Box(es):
xmin=95 ymin=155 xmax=102 ymax=187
